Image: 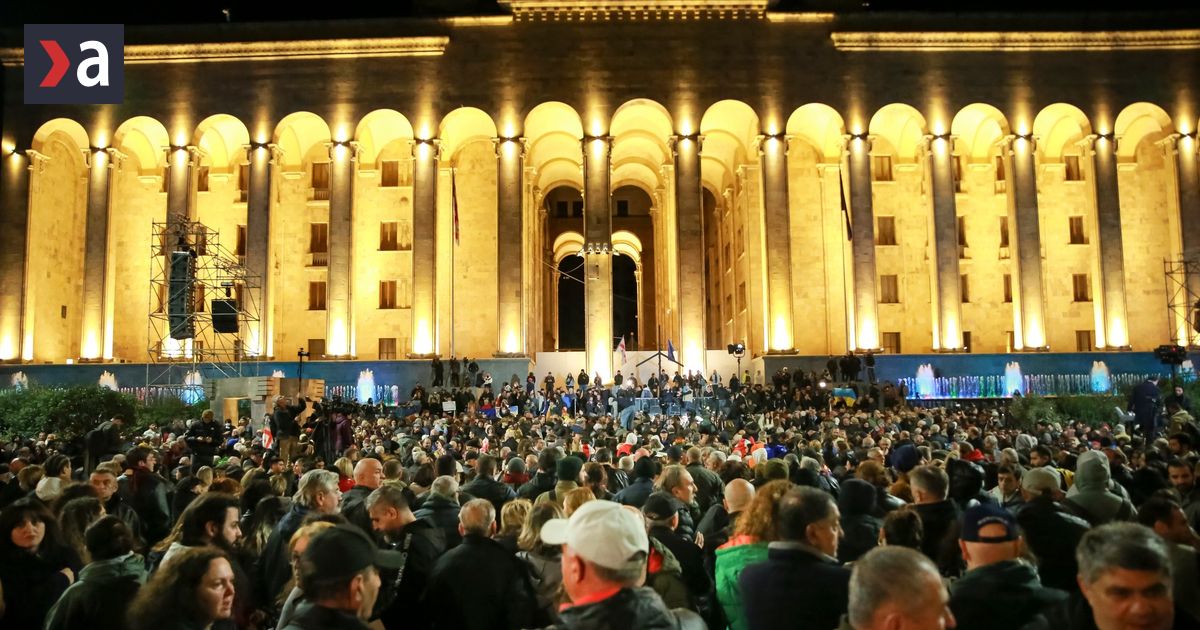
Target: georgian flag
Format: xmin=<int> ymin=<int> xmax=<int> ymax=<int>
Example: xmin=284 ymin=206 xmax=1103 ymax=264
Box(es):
xmin=617 ymin=335 xmax=627 ymax=365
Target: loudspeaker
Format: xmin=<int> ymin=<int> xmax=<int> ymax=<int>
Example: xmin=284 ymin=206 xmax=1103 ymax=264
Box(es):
xmin=211 ymin=299 xmax=238 ymax=333
xmin=168 ymin=251 xmax=195 ymax=340
xmin=1155 ymin=344 xmax=1188 ymax=365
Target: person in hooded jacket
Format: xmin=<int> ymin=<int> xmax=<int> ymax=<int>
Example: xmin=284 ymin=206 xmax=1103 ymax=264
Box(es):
xmin=948 ymin=504 xmax=1067 ymax=630
xmin=615 ymin=457 xmax=657 ymax=508
xmin=947 ymin=458 xmax=995 ymax=512
xmin=1015 ymin=467 xmax=1091 ymax=593
xmin=837 ymin=478 xmax=882 ymax=563
xmin=1063 ymin=450 xmax=1137 ymax=526
xmin=45 ymin=516 xmax=147 ymax=630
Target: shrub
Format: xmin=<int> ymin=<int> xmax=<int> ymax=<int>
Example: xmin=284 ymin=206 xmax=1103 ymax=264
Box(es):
xmin=0 ymin=385 xmax=137 ymax=441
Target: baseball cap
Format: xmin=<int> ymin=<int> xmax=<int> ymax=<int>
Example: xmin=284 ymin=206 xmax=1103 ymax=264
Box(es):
xmin=1021 ymin=467 xmax=1061 ymax=495
xmin=541 ymin=500 xmax=649 ymax=570
xmin=961 ymin=503 xmax=1020 ymax=543
xmin=301 ymin=524 xmax=404 ymax=581
xmin=642 ymin=493 xmax=676 ymax=521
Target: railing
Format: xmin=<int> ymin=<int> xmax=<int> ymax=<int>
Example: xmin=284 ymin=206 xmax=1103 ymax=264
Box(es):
xmin=310 ymin=252 xmax=328 ymax=267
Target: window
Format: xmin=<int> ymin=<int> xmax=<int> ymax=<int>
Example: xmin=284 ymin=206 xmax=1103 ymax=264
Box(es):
xmin=1069 ymin=216 xmax=1088 ymax=245
xmin=616 ymin=200 xmax=629 ymax=217
xmin=872 ymin=155 xmax=893 ymax=182
xmin=311 ymin=162 xmax=331 ymax=200
xmin=238 ymin=163 xmax=250 ymax=202
xmin=196 ymin=166 xmax=210 ymax=192
xmin=555 ymin=201 xmax=569 ymax=218
xmin=1076 ymin=330 xmax=1095 ymax=352
xmin=999 ymin=217 xmax=1010 ymax=249
xmin=723 ymin=244 xmax=731 ymax=267
xmin=1064 ymin=155 xmax=1083 ymax=181
xmin=193 ymin=285 xmax=206 ymax=312
xmin=572 ymin=201 xmax=583 ymax=217
xmin=958 ymin=216 xmax=968 ymax=255
xmin=879 ymin=275 xmax=900 ymax=304
xmin=876 ymin=216 xmax=897 ymax=246
xmin=962 ymin=331 xmax=972 ymax=353
xmin=380 ymin=222 xmax=399 ymax=251
xmin=960 ymin=274 xmax=970 ymax=303
xmin=953 ymin=155 xmax=964 ymax=192
xmin=1006 ymin=331 xmax=1016 ymax=353
xmin=881 ymin=332 xmax=902 ymax=354
xmin=736 ymin=228 xmax=745 ymax=257
xmin=724 ymin=294 xmax=733 ymax=320
xmin=379 ymin=280 xmax=397 ymax=309
xmin=1003 ymin=274 xmax=1013 ymax=303
xmin=309 ymin=223 xmax=328 ymax=266
xmin=397 ymin=277 xmax=412 ymax=309
xmin=737 ymin=282 xmax=747 ymax=313
xmin=379 ymin=338 xmax=397 ymax=360
xmin=194 ymin=230 xmax=208 ymax=256
xmin=307 ymin=338 xmax=326 ymax=357
xmin=994 ymin=155 xmax=1006 ymax=181
xmin=308 ymin=281 xmax=327 ymax=310
xmin=235 ymin=225 xmax=247 ymax=258
xmin=1073 ymin=274 xmax=1092 ymax=302
xmin=381 ymin=160 xmax=400 ymax=187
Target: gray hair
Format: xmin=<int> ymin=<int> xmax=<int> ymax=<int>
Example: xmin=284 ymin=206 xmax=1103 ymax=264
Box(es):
xmin=430 ymin=475 xmax=459 ymax=498
xmin=656 ymin=465 xmax=690 ymax=493
xmin=706 ymin=450 xmax=727 ymax=467
xmin=293 ymin=469 xmax=339 ymax=508
xmin=799 ymin=456 xmax=822 ymax=474
xmin=365 ymin=484 xmax=409 ymax=512
xmin=1077 ymin=522 xmax=1173 ymax=584
xmin=619 ymin=455 xmax=635 ymax=472
xmin=591 ymin=551 xmax=649 ymax=586
xmin=459 ymin=498 xmax=496 ymax=537
xmin=848 ymin=546 xmax=942 ymax=627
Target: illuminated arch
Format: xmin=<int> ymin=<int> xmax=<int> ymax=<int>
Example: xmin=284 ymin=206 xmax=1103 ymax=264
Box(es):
xmin=273 ymin=112 xmax=333 ymax=169
xmin=1032 ymin=103 xmax=1093 ymax=160
xmin=950 ymin=104 xmax=1011 ymax=161
xmin=192 ymin=115 xmax=250 ymax=168
xmin=355 ymin=109 xmax=415 ymax=165
xmin=869 ymin=104 xmax=928 ymax=161
xmin=112 ymin=116 xmax=170 ymax=172
xmin=553 ymin=230 xmax=585 ymax=264
xmin=439 ymin=107 xmax=498 ymax=163
xmin=786 ymin=104 xmax=846 ymax=162
xmin=1114 ymin=103 xmax=1173 ymax=160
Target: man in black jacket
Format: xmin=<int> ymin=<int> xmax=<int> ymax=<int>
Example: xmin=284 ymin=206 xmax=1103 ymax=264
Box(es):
xmin=1129 ymin=375 xmax=1163 ymax=439
xmin=282 ymin=524 xmax=405 ymax=630
xmin=272 ymin=395 xmax=308 ymax=466
xmin=185 ymin=410 xmax=223 ymax=472
xmin=424 ymin=499 xmax=542 ymax=630
xmin=740 ymin=486 xmax=851 ymax=630
xmin=644 ymin=493 xmax=710 ymax=608
xmin=949 ymin=504 xmax=1066 ymax=630
xmin=685 ymin=447 xmax=723 ymax=515
xmin=89 ymin=467 xmax=142 ymax=542
xmin=658 ymin=464 xmax=702 ymax=544
xmin=461 ymin=454 xmax=517 ymax=515
xmin=910 ymin=465 xmax=963 ymax=576
xmin=1015 ymin=467 xmax=1092 ymax=593
xmin=366 ymin=484 xmax=446 ymax=630
xmin=340 ymin=458 xmax=384 ymax=536
xmin=123 ymin=446 xmax=171 ymax=545
xmin=518 ymin=449 xmax=559 ymax=501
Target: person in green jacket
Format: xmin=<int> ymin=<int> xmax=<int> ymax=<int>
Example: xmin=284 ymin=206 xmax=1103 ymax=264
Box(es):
xmin=45 ymin=516 xmax=148 ymax=630
xmin=714 ymin=480 xmax=792 ymax=630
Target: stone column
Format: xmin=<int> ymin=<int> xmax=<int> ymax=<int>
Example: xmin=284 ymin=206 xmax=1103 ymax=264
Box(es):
xmin=673 ymin=133 xmax=707 ymax=370
xmin=11 ymin=152 xmax=46 ymax=361
xmin=165 ymin=146 xmax=194 ymax=222
xmin=79 ymin=147 xmax=113 ymax=359
xmin=845 ymin=135 xmax=879 ymax=350
xmin=1005 ymin=135 xmax=1048 ymax=349
xmin=496 ymin=136 xmax=525 ymax=355
xmin=1086 ymin=134 xmax=1130 ymax=348
xmin=759 ymin=134 xmax=794 ymax=352
xmin=410 ymin=139 xmax=439 ymax=356
xmin=926 ymin=135 xmax=963 ymax=351
xmin=1163 ymin=133 xmax=1200 ymax=345
xmin=583 ymin=135 xmax=613 ymax=381
xmin=325 ymin=142 xmax=356 ymax=357
xmin=244 ymin=143 xmax=273 ymax=357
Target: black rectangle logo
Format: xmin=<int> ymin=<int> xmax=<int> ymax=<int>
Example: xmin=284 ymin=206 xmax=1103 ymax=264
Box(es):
xmin=24 ymin=24 xmax=124 ymax=105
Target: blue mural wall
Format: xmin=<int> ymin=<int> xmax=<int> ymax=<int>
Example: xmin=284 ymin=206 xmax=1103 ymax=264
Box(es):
xmin=761 ymin=352 xmax=1176 ymax=382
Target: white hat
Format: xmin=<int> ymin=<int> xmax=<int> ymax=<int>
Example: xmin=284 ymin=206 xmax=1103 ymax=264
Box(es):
xmin=541 ymin=500 xmax=648 ymax=570
xmin=35 ymin=476 xmax=63 ymax=502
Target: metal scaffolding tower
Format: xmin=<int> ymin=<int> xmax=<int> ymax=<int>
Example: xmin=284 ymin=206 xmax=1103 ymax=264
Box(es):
xmin=1164 ymin=258 xmax=1200 ymax=348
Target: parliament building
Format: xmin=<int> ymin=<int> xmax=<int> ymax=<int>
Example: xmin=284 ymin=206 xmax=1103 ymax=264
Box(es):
xmin=3 ymin=1 xmax=1200 ymax=383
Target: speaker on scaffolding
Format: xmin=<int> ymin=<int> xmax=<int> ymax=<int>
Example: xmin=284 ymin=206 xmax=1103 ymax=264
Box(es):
xmin=211 ymin=299 xmax=238 ymax=334
xmin=168 ymin=250 xmax=196 ymax=340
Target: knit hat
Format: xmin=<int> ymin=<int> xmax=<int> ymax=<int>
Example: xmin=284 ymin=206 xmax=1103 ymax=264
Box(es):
xmin=892 ymin=444 xmax=921 ymax=473
xmin=1021 ymin=467 xmax=1061 ymax=496
xmin=556 ymin=456 xmax=583 ymax=482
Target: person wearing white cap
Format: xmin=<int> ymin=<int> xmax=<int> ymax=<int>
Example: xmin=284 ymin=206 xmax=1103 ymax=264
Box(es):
xmin=540 ymin=500 xmax=703 ymax=629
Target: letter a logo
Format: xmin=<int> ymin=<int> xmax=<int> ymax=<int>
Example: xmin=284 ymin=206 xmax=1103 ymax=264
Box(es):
xmin=24 ymin=24 xmax=123 ymax=104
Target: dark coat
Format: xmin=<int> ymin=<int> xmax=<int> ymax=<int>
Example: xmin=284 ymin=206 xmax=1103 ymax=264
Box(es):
xmin=1016 ymin=497 xmax=1092 ymax=593
xmin=615 ymin=477 xmax=655 ymax=508
xmin=687 ymin=464 xmax=724 ymax=515
xmin=45 ymin=552 xmax=148 ymax=630
xmin=1022 ymin=591 xmax=1200 ymax=630
xmin=259 ymin=502 xmax=312 ymax=604
xmin=127 ymin=468 xmax=172 ymax=545
xmin=0 ymin=546 xmax=79 ymax=630
xmin=376 ymin=518 xmax=446 ymax=630
xmin=280 ymin=601 xmax=369 ymax=630
xmin=542 ymin=587 xmax=705 ymax=630
xmin=272 ymin=399 xmax=307 ymax=438
xmin=184 ymin=419 xmax=222 ymax=459
xmin=650 ymin=526 xmax=711 ymax=601
xmin=739 ymin=543 xmax=851 ymax=630
xmin=949 ymin=560 xmax=1067 ymax=630
xmin=1129 ymin=380 xmax=1163 ymax=432
xmin=413 ymin=494 xmax=463 ymax=549
xmin=518 ymin=471 xmax=557 ymax=501
xmin=339 ymin=484 xmax=376 ymax=536
xmin=424 ymin=534 xmax=543 ymax=630
xmin=837 ymin=479 xmax=882 ymax=563
xmin=461 ymin=475 xmax=518 ymax=515
xmin=913 ymin=499 xmax=963 ymax=575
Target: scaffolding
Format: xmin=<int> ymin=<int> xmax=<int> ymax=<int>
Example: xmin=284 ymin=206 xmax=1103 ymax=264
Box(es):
xmin=1164 ymin=258 xmax=1200 ymax=348
xmin=146 ymin=215 xmax=263 ymax=397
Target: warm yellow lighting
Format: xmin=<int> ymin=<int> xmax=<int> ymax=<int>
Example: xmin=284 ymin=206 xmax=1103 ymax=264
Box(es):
xmin=857 ymin=318 xmax=879 ymax=352
xmin=162 ymin=338 xmax=184 ymax=359
xmin=82 ymin=333 xmax=101 ymax=360
xmin=332 ymin=143 xmax=348 ymax=161
xmin=771 ymin=316 xmax=792 ymax=351
xmin=414 ymin=319 xmax=433 ymax=355
xmin=0 ymin=336 xmax=15 ymax=361
xmin=92 ymin=130 xmax=109 ymax=149
xmin=329 ymin=320 xmax=348 ymax=356
xmin=501 ymin=121 xmax=517 ymax=138
xmin=503 ymin=329 xmax=519 ymax=354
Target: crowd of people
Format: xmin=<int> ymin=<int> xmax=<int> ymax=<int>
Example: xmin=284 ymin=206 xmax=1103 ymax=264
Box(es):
xmin=0 ymin=366 xmax=1199 ymax=629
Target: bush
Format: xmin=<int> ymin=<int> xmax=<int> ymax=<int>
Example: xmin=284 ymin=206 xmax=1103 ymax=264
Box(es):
xmin=133 ymin=397 xmax=210 ymax=432
xmin=1054 ymin=394 xmax=1124 ymax=428
xmin=1007 ymin=394 xmax=1060 ymax=432
xmin=0 ymin=385 xmax=137 ymax=441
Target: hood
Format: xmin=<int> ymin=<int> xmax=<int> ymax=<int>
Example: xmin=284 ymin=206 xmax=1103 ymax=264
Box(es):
xmin=1072 ymin=451 xmax=1112 ymax=492
xmin=558 ymin=587 xmax=681 ymax=630
xmin=649 ymin=536 xmax=682 ymax=575
xmin=838 ymin=478 xmax=878 ymax=516
xmin=947 ymin=459 xmax=985 ymax=502
xmin=952 ymin=559 xmax=1066 ymax=609
xmin=78 ymin=552 xmax=148 ymax=584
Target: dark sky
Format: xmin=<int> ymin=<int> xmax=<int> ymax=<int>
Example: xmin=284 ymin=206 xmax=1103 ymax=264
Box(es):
xmin=3 ymin=1 xmax=1191 ymax=27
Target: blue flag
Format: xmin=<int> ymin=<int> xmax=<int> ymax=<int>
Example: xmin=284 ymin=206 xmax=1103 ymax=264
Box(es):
xmin=667 ymin=339 xmax=676 ymax=363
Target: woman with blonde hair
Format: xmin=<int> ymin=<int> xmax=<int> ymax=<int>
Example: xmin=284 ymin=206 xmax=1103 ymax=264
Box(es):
xmin=275 ymin=520 xmax=337 ymax=627
xmin=333 ymin=457 xmax=355 ymax=492
xmin=713 ymin=480 xmax=793 ymax=630
xmin=495 ymin=498 xmax=532 ymax=552
xmin=516 ymin=502 xmax=565 ymax=620
xmin=561 ymin=487 xmax=595 ymax=517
